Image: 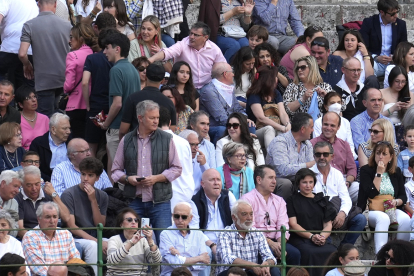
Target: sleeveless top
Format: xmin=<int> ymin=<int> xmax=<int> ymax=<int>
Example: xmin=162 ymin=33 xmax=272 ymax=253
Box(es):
xmin=383 ymin=102 xmax=401 ymax=125
xmin=280 ymin=42 xmax=311 ymax=79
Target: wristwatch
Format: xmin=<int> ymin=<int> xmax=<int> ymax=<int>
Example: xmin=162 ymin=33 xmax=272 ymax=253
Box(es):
xmin=89 ymin=12 xmax=96 ymax=19
xmin=375 ymin=173 xmax=382 ymax=178
xmin=52 ymin=192 xmax=58 ymax=198
xmin=125 ymin=175 xmax=130 ymax=184
xmin=209 ymin=243 xmax=216 ymax=249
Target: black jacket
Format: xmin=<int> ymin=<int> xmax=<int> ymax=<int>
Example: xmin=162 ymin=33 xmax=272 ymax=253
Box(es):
xmin=358 ymin=165 xmax=406 ymax=210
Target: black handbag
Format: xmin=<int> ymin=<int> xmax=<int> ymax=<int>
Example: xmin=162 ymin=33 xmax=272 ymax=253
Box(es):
xmin=59 ymin=78 xmax=82 ymax=111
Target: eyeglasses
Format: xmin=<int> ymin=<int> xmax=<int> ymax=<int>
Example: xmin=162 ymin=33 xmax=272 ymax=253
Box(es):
xmin=137 ymin=66 xmax=147 ymax=72
xmin=226 ymin=123 xmax=240 ymax=129
xmin=264 ymin=212 xmax=271 ymax=225
xmin=173 ymin=214 xmax=189 ymax=220
xmin=385 ymin=9 xmax=399 ymax=16
xmin=124 ymin=217 xmax=139 ymax=223
xmin=314 ymin=152 xmax=331 ymax=158
xmin=369 ymin=129 xmax=384 ymax=135
xmin=23 ymin=159 xmax=40 ymax=165
xmin=74 ymin=148 xmax=91 ymax=154
xmin=233 ymin=154 xmax=248 ymax=159
xmin=296 ymin=65 xmax=309 ymax=71
xmin=189 ymin=143 xmax=200 ymax=148
xmin=24 ymin=95 xmax=38 ymax=101
xmin=343 ymin=67 xmax=363 ymax=74
xmin=394 ymin=80 xmax=407 ymax=85
xmin=385 ymin=251 xmax=396 ymax=265
xmin=190 ymin=32 xmax=204 ymax=38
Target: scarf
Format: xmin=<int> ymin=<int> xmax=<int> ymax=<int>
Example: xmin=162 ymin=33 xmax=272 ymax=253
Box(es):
xmin=212 ymin=78 xmax=234 ymax=107
xmin=223 ymin=164 xmax=248 ymax=197
xmin=336 ymin=75 xmax=364 ymax=108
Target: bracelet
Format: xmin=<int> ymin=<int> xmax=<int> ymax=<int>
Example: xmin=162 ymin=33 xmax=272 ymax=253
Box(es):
xmin=298 ymin=98 xmax=304 ymax=106
xmin=309 ymin=234 xmax=314 ymax=240
xmin=363 ymin=56 xmax=371 ymax=60
xmin=209 ymin=242 xmax=217 ymax=249
xmin=244 ymin=13 xmax=251 ymax=17
xmin=387 ymin=108 xmax=392 ymax=116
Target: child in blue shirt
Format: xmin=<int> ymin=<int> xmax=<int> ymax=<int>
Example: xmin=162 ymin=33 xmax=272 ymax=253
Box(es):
xmin=398 ymin=125 xmax=414 ymax=182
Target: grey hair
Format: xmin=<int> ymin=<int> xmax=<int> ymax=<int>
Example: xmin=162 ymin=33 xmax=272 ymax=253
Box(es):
xmin=403 ymin=105 xmax=414 ymax=127
xmin=19 ymin=165 xmax=41 ymax=181
xmin=36 ymin=202 xmax=60 ymax=218
xmin=187 ymin=110 xmax=209 ymax=129
xmin=49 ymin=113 xmax=70 ymax=130
xmin=178 ymin=129 xmax=199 ymax=140
xmin=313 ymin=141 xmax=334 ymax=154
xmin=342 ymin=56 xmax=361 ymax=68
xmin=211 ymin=62 xmax=228 ymax=79
xmin=173 ymin=202 xmax=192 ymax=214
xmin=0 ymin=209 xmax=16 ymax=232
xmin=66 ymin=138 xmax=87 ymax=158
xmin=222 ymin=142 xmax=245 ymax=165
xmin=0 ymin=170 xmax=22 ymax=186
xmin=39 ymin=0 xmax=57 ymax=4
xmin=231 ymin=199 xmax=252 ymax=216
xmin=136 ymin=100 xmax=160 ymax=118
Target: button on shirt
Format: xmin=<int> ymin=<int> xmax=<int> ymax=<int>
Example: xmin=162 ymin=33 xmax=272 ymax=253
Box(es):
xmin=51 ymin=160 xmax=113 ymax=196
xmin=241 ymin=189 xmax=290 ymax=241
xmin=48 ymin=133 xmax=69 ymax=169
xmin=160 ymin=226 xmax=210 ymax=276
xmin=379 ymin=15 xmax=392 ymax=57
xmin=311 ymin=164 xmax=352 ymax=215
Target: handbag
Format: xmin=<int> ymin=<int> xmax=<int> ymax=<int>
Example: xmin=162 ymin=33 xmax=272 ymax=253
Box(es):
xmin=221 ymin=25 xmax=246 ymax=38
xmin=58 ymin=78 xmax=82 ymax=111
xmin=368 ymin=194 xmax=394 ymax=212
xmin=256 ymin=103 xmax=280 ymax=130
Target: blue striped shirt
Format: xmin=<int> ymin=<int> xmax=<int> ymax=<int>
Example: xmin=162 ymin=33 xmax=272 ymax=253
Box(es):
xmin=51 ymin=161 xmax=112 ymax=196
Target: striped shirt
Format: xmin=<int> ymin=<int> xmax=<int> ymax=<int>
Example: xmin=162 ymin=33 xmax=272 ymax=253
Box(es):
xmin=23 ymin=227 xmax=80 ymax=276
xmin=51 ymin=161 xmax=112 ymax=196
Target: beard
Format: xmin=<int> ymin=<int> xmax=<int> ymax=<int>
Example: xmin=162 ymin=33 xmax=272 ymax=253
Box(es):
xmin=236 ymin=217 xmax=252 ymax=230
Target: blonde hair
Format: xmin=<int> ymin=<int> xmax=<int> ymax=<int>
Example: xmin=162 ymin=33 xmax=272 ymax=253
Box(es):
xmin=138 ymin=15 xmax=162 ymax=48
xmin=293 ymin=55 xmax=323 ymax=85
xmin=367 ymin=119 xmax=396 ymax=150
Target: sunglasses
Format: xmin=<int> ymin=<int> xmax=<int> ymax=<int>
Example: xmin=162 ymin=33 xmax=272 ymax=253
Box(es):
xmin=173 ymin=214 xmax=188 ymax=220
xmin=377 ymin=141 xmax=391 ymax=146
xmin=137 ymin=66 xmax=147 ymax=72
xmin=385 ymin=251 xmax=396 ymax=265
xmin=124 ymin=217 xmax=139 ymax=223
xmin=296 ymin=65 xmax=309 ymax=71
xmin=264 ymin=212 xmax=270 ymax=225
xmin=314 ymin=152 xmax=331 ymax=158
xmin=311 ymin=40 xmax=327 ymax=47
xmin=385 ymin=9 xmax=399 ymax=16
xmin=369 ymin=129 xmax=384 ymax=135
xmin=226 ymin=123 xmax=240 ymax=129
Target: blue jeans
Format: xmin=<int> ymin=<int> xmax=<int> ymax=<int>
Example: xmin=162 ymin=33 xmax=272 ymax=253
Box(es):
xmin=162 ymin=33 xmax=175 ymax=47
xmin=216 ymin=35 xmax=249 ymax=63
xmin=36 ymin=87 xmax=63 ymax=117
xmin=129 ymin=197 xmax=172 ymax=245
xmin=374 ymin=60 xmax=388 ymax=77
xmin=209 ymin=125 xmax=256 ymax=145
xmin=341 ymin=213 xmax=367 ymax=245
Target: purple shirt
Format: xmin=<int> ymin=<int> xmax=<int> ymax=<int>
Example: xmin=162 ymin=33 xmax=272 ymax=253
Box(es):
xmin=162 ymin=37 xmax=226 ymax=89
xmin=310 ymin=135 xmax=357 ymax=179
xmin=241 ymin=189 xmax=290 ymax=240
xmin=111 ymin=130 xmax=182 ymax=202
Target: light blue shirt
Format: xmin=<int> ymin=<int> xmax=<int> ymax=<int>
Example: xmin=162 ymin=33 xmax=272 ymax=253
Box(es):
xmin=398 ymin=149 xmax=414 ymax=180
xmin=48 ymin=133 xmax=69 ymax=169
xmin=160 ymin=225 xmax=209 ymax=276
xmin=51 ymin=160 xmax=112 ymax=196
xmin=217 ymin=166 xmax=255 ymax=200
xmin=192 ymin=138 xmax=216 ymax=194
xmin=379 ymin=15 xmax=392 ymax=56
xmin=350 ymin=110 xmax=396 ymax=150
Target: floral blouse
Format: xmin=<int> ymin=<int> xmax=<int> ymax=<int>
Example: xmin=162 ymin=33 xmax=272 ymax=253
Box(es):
xmin=380 ymin=173 xmax=395 ymax=196
xmin=283 ymin=81 xmax=333 ymax=119
xmin=175 ymin=105 xmax=194 ymax=135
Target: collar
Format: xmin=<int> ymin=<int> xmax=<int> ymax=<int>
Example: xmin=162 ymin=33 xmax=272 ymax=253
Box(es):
xmin=185 ymin=37 xmax=212 ymax=50
xmin=21 ymin=188 xmax=45 ymax=201
xmin=311 ymin=163 xmax=331 ymax=176
xmin=120 ymin=232 xmax=127 ymax=242
xmin=136 ymin=129 xmax=155 ymax=139
xmin=379 ymin=14 xmax=391 ymax=26
xmin=38 ymin=11 xmax=54 ymax=16
xmin=172 ymin=224 xmax=191 ymax=235
xmin=336 ymin=75 xmax=363 ymax=95
xmin=204 ymin=192 xmax=221 ymax=205
xmin=252 ymin=188 xmax=273 ymax=201
xmin=363 ymin=110 xmax=381 ymax=121
xmin=320 ymin=134 xmax=337 ymax=144
xmin=48 ymin=133 xmax=64 ymax=147
xmin=115 ymin=58 xmax=128 ymax=65
xmin=288 ymin=131 xmax=307 ymax=146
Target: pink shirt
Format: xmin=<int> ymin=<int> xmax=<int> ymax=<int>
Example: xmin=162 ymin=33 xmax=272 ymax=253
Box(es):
xmin=21 ymin=113 xmax=49 ymax=150
xmin=279 ymin=42 xmax=310 ymax=80
xmin=241 ymin=188 xmax=290 ymax=240
xmin=111 ymin=130 xmax=182 ymax=202
xmin=162 ymin=37 xmax=226 ymax=89
xmin=64 ymin=45 xmax=92 ymax=111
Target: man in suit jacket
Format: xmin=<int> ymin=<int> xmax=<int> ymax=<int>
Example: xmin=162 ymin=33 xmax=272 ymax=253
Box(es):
xmin=359 ymin=0 xmax=407 ymax=77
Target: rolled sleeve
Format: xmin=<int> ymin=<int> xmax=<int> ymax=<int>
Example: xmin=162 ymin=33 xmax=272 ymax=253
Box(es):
xmin=338 ymin=180 xmax=352 ymax=215
xmin=161 ymin=139 xmax=182 ymax=182
xmin=275 ymin=200 xmax=290 ymax=240
xmin=258 ymin=233 xmax=277 ymax=264
xmin=111 ymin=138 xmax=126 ymax=182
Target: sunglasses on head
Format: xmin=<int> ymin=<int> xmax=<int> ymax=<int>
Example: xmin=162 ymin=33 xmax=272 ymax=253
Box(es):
xmin=368 ymin=129 xmax=384 ymax=135
xmin=385 ymin=251 xmax=396 ymax=265
xmin=311 ymin=40 xmax=327 ymax=47
xmin=296 ymin=65 xmax=309 ymax=71
xmin=124 ymin=217 xmax=139 ymax=223
xmin=226 ymin=123 xmax=240 ymax=129
xmin=173 ymin=214 xmax=188 ymax=220
xmin=314 ymin=152 xmax=331 ymax=158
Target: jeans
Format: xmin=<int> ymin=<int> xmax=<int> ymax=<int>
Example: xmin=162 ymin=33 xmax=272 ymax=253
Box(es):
xmin=269 ymin=241 xmax=301 ymax=267
xmin=36 ymin=87 xmax=63 ymax=117
xmin=162 ymin=33 xmax=176 ymax=47
xmin=129 ymin=197 xmax=172 ymax=245
xmin=267 ymin=35 xmax=297 ymax=55
xmin=209 ymin=125 xmax=256 ymax=145
xmin=216 ymin=35 xmax=249 ymax=63
xmin=75 ymin=241 xmax=84 ymax=258
xmin=373 ymin=60 xmax=388 ymax=77
xmin=341 ymin=213 xmax=367 ymax=245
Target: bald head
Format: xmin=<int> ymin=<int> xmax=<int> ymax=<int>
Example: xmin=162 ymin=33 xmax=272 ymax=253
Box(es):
xmin=212 ymin=62 xmax=233 ymax=85
xmin=47 ymin=264 xmax=68 ymax=276
xmin=202 ymin=168 xmax=221 ymax=182
xmin=173 ymin=202 xmax=192 ymax=215
xmin=67 ymin=138 xmax=91 ymax=166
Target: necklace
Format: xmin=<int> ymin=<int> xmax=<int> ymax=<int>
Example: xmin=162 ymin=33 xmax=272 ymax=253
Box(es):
xmin=22 ymin=112 xmax=37 ymax=122
xmin=5 ymin=149 xmax=18 ymax=168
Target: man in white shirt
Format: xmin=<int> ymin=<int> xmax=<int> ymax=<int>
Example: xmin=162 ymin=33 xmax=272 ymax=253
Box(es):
xmin=159 ymin=107 xmax=195 ymax=212
xmin=0 ymin=0 xmax=38 ymax=87
xmin=310 ymin=141 xmax=366 ymax=245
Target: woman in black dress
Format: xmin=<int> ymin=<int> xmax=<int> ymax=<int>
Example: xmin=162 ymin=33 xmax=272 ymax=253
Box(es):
xmin=286 ymin=168 xmax=337 ymax=276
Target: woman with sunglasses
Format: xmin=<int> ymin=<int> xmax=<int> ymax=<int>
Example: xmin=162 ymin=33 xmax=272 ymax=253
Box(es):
xmin=167 ymin=61 xmax=199 ymax=111
xmin=216 ymin=113 xmax=264 ymax=169
xmin=161 ymin=85 xmax=193 ymax=134
xmin=14 ymin=85 xmax=49 ymax=150
xmin=369 ymin=240 xmax=414 ymax=276
xmin=358 ymin=142 xmax=410 ymax=253
xmin=217 ymin=142 xmax=255 ymax=199
xmin=107 ymin=207 xmax=161 ymax=276
xmin=280 ymin=26 xmax=324 ymax=80
xmin=332 ymin=29 xmax=374 ymax=83
xmin=103 ymin=0 xmax=135 ymax=40
xmin=322 ymin=244 xmax=360 ymax=276
xmin=0 ymin=123 xmax=25 ymax=172
xmin=246 ymin=66 xmax=291 ymax=151
xmin=358 ymin=119 xmax=399 ymax=167
xmin=384 ymin=42 xmax=414 ymax=92
xmin=287 ymin=168 xmax=337 ymax=276
xmin=283 ymin=55 xmax=333 ymax=120
xmin=132 ymin=57 xmax=150 ymax=90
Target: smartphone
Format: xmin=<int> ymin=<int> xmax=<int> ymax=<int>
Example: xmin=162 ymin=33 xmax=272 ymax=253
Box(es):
xmin=403 ymin=97 xmax=411 ymax=103
xmin=136 ymin=177 xmax=145 ymax=182
xmin=141 ymin=218 xmax=150 ymax=237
